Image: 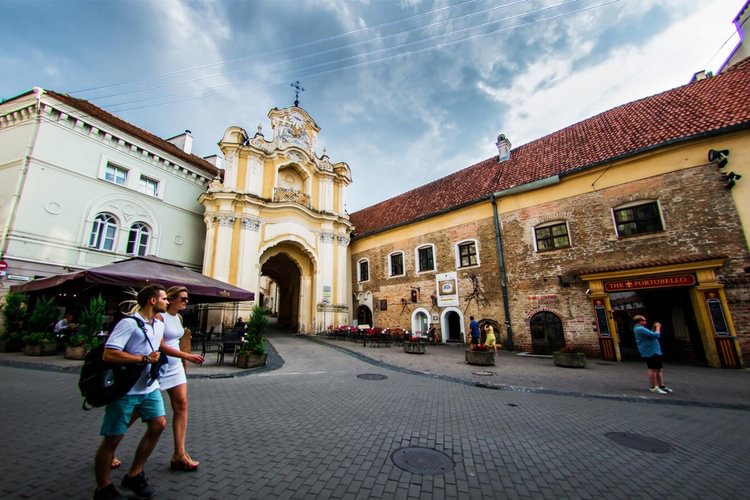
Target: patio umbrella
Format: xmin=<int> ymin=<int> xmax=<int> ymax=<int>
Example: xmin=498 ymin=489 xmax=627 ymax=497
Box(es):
xmin=10 ymin=255 xmax=254 ymax=304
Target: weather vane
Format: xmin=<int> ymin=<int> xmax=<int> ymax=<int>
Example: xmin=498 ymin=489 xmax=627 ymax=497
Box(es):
xmin=290 ymin=80 xmax=305 ymax=107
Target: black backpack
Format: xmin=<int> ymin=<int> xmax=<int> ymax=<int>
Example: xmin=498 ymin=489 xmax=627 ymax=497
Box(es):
xmin=77 ymin=316 xmax=149 ymax=410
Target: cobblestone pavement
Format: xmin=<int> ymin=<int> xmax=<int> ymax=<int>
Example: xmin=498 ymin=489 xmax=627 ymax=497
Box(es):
xmin=0 ymin=332 xmax=748 ymax=499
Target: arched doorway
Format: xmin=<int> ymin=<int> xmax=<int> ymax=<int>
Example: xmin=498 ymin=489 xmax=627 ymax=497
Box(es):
xmin=357 ymin=305 xmax=372 ymax=326
xmin=530 ymin=311 xmax=564 ymax=354
xmin=261 ymin=253 xmax=300 ymax=331
xmin=442 ymin=309 xmax=463 ymax=342
xmin=412 ymin=309 xmax=429 ymax=335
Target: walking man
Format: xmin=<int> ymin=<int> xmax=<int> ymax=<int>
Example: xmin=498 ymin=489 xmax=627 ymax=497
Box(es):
xmin=93 ymin=284 xmax=169 ymax=500
xmin=468 ymin=316 xmax=480 ymax=345
xmin=632 ymin=314 xmax=672 ymax=395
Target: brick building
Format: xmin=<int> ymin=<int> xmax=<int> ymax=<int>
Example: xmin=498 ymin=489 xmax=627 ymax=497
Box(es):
xmin=349 ymin=58 xmax=750 ymax=368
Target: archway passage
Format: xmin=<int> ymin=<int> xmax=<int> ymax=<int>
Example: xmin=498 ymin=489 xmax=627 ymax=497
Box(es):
xmin=261 ymin=253 xmax=301 ymax=331
xmin=530 ymin=311 xmax=564 ymax=355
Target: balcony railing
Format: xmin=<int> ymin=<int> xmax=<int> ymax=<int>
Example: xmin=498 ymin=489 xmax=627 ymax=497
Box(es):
xmin=273 ymin=187 xmax=311 ymax=208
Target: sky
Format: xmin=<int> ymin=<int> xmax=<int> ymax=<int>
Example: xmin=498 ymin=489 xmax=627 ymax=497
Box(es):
xmin=0 ymin=0 xmax=744 ymax=212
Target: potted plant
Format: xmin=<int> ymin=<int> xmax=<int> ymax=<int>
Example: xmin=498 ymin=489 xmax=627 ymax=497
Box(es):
xmin=236 ymin=305 xmax=268 ymax=369
xmin=465 ymin=343 xmax=495 ymax=366
xmin=64 ymin=333 xmax=88 ymax=360
xmin=77 ymin=294 xmax=106 ymax=340
xmin=1 ymin=292 xmax=28 ymax=352
xmin=24 ymin=296 xmax=59 ymax=355
xmin=403 ymin=334 xmax=426 ymax=354
xmin=23 ymin=331 xmax=57 ymax=356
xmin=553 ymin=345 xmax=586 ymax=368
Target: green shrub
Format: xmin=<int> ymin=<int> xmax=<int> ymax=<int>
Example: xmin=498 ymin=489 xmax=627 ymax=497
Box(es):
xmin=1 ymin=292 xmax=28 ymax=338
xmin=241 ymin=305 xmax=267 ymax=355
xmin=27 ymin=296 xmax=59 ymax=333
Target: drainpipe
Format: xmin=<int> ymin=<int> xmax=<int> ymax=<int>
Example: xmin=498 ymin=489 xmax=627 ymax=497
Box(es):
xmin=0 ymin=87 xmax=44 ymax=261
xmin=490 ymin=175 xmax=561 ymax=351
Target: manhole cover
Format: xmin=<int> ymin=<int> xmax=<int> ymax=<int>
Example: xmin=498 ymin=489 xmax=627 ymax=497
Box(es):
xmin=605 ymin=432 xmax=673 ymax=454
xmin=391 ymin=447 xmax=454 ymax=475
xmin=472 ymin=371 xmax=494 ymax=376
xmin=357 ymin=373 xmax=388 ymax=380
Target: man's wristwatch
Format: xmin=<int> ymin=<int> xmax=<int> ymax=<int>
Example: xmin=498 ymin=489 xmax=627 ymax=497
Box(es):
xmin=142 ymin=355 xmax=150 ymax=364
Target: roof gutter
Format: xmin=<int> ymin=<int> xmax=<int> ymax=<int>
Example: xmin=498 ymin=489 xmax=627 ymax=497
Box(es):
xmin=490 ymin=174 xmax=561 ymax=350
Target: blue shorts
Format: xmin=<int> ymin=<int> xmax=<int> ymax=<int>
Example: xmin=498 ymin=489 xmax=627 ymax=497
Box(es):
xmin=100 ymin=391 xmax=165 ymax=436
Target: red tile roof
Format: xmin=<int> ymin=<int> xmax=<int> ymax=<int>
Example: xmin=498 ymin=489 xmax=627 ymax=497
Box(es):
xmin=20 ymin=89 xmax=219 ymax=177
xmin=350 ymin=57 xmax=750 ymax=238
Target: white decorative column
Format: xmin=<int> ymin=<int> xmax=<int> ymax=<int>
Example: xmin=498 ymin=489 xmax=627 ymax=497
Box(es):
xmin=223 ymin=150 xmax=238 ymax=191
xmin=202 ymin=216 xmax=217 ymax=273
xmin=238 ymin=216 xmax=262 ymax=297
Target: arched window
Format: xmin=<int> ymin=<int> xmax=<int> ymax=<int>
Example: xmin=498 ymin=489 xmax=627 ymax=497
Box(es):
xmin=88 ymin=213 xmax=118 ymax=251
xmin=127 ymin=223 xmax=151 ymax=256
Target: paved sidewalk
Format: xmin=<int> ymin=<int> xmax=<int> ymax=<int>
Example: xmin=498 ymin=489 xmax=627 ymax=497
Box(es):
xmin=2 ymin=333 xmax=748 ymax=409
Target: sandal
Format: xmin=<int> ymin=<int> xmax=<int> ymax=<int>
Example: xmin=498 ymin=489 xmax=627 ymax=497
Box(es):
xmin=170 ymin=456 xmax=199 ymax=472
xmin=111 ymin=458 xmax=122 ymax=469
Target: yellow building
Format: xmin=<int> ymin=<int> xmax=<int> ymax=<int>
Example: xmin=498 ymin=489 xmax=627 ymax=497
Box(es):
xmin=200 ymin=105 xmax=352 ymax=332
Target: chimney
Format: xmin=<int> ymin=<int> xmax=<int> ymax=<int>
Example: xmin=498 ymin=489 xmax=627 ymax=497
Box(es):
xmin=496 ymin=133 xmax=511 ymax=162
xmin=167 ymin=130 xmax=193 ymax=154
xmin=203 ymin=155 xmax=224 ymax=169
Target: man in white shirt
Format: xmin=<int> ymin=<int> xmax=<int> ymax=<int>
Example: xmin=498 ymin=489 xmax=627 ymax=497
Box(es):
xmin=92 ymin=284 xmax=169 ymax=500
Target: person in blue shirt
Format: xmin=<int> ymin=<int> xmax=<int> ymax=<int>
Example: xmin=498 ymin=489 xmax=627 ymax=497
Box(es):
xmin=468 ymin=316 xmax=480 ymax=345
xmin=632 ymin=314 xmax=672 ymax=395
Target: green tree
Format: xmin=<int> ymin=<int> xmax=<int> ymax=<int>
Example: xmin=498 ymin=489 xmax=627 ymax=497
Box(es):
xmin=242 ymin=305 xmax=268 ymax=355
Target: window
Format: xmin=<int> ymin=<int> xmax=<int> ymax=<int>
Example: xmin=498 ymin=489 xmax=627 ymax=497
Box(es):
xmin=139 ymin=175 xmax=159 ymax=197
xmin=457 ymin=241 xmax=478 ymax=267
xmin=417 ymin=245 xmax=435 ymax=272
xmin=104 ymin=164 xmax=128 ymax=186
xmin=358 ymin=259 xmax=369 ymax=282
xmin=613 ymin=202 xmax=663 ymax=237
xmin=126 ymin=223 xmax=151 ymax=256
xmin=389 ymin=252 xmax=404 ymax=277
xmin=89 ymin=213 xmax=118 ymax=251
xmin=535 ymin=222 xmax=570 ymax=251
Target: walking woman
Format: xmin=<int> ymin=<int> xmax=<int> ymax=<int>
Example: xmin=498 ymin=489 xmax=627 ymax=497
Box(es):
xmin=159 ymin=286 xmax=204 ymax=471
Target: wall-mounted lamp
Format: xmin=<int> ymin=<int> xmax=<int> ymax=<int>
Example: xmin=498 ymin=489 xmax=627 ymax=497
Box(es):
xmin=708 ymin=149 xmax=729 ymax=170
xmin=725 ymin=171 xmax=742 ymax=190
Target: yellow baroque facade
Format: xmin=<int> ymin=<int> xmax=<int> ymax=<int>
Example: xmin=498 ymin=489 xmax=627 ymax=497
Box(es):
xmin=200 ymin=106 xmax=352 ymax=332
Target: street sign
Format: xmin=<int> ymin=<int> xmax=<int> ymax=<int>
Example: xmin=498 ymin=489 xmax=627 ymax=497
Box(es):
xmin=0 ymin=260 xmax=7 ymax=271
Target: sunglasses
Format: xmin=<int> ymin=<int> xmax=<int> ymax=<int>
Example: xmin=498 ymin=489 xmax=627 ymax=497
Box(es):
xmin=177 ymin=296 xmax=189 ymax=303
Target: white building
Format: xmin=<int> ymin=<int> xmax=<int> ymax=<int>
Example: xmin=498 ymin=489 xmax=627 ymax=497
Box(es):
xmin=0 ymin=87 xmax=219 ymax=299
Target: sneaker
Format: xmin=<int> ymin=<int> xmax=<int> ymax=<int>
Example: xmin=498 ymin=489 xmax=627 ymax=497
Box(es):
xmin=120 ymin=472 xmax=154 ymax=499
xmin=649 ymin=387 xmax=667 ymax=394
xmin=659 ymin=386 xmax=673 ymax=393
xmin=92 ymin=483 xmax=125 ymax=500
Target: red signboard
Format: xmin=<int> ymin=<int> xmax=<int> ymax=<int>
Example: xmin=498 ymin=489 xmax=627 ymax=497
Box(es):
xmin=0 ymin=260 xmax=7 ymax=271
xmin=604 ymin=274 xmax=696 ymax=292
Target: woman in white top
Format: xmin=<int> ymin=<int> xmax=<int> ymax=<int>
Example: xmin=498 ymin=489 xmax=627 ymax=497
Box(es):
xmin=159 ymin=286 xmax=204 ymax=471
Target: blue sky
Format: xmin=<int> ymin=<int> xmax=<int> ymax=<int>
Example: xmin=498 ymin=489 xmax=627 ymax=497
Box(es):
xmin=0 ymin=0 xmax=743 ymax=211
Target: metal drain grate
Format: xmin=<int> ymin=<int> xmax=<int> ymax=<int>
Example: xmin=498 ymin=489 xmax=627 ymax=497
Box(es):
xmin=357 ymin=373 xmax=388 ymax=380
xmin=605 ymin=432 xmax=673 ymax=454
xmin=391 ymin=447 xmax=454 ymax=475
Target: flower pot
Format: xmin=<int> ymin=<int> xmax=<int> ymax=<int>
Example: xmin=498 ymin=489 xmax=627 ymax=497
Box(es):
xmin=404 ymin=342 xmax=425 ymax=354
xmin=465 ymin=349 xmax=495 ymax=366
xmin=553 ymin=351 xmax=586 ymax=368
xmin=236 ymin=352 xmax=267 ymax=369
xmin=24 ymin=343 xmax=57 ymax=356
xmin=64 ymin=346 xmax=87 ymax=360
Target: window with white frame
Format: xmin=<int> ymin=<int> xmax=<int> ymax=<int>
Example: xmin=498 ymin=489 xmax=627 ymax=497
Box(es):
xmin=457 ymin=240 xmax=478 ymax=268
xmin=89 ymin=213 xmax=118 ymax=251
xmin=126 ymin=223 xmax=151 ymax=256
xmin=613 ymin=201 xmax=663 ymax=237
xmin=535 ymin=222 xmax=570 ymax=251
xmin=417 ymin=245 xmax=435 ymax=272
xmin=139 ymin=175 xmax=159 ymax=197
xmin=389 ymin=251 xmax=404 ymax=277
xmin=104 ymin=163 xmax=128 ymax=186
xmin=358 ymin=259 xmax=369 ymax=282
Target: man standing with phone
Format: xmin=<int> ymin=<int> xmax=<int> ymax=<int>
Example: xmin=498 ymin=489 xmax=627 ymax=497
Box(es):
xmin=632 ymin=314 xmax=672 ymax=395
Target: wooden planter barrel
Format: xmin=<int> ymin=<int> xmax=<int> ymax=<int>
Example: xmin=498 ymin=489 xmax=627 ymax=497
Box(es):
xmin=64 ymin=346 xmax=87 ymax=360
xmin=236 ymin=353 xmax=267 ymax=369
xmin=553 ymin=351 xmax=587 ymax=368
xmin=465 ymin=349 xmax=495 ymax=366
xmin=24 ymin=343 xmax=57 ymax=356
xmin=404 ymin=342 xmax=426 ymax=354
